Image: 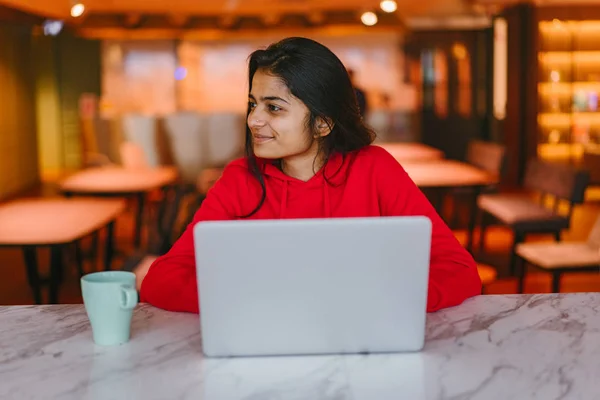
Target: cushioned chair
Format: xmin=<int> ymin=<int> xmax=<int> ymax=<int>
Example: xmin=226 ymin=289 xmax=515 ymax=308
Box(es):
xmin=476 ymin=158 xmax=590 ymax=275
xmin=164 ymin=112 xmax=209 ymax=185
xmin=449 ymin=140 xmax=507 ymax=239
xmin=582 ymin=149 xmax=600 ymax=187
xmin=515 ymin=214 xmax=600 ymax=293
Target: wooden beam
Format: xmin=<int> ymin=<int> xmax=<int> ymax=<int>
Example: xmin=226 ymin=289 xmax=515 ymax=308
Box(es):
xmin=167 ymin=14 xmax=189 ymax=28
xmin=308 ymin=11 xmax=325 ymax=25
xmin=0 ymin=4 xmax=44 ymax=24
xmin=72 ymin=24 xmax=404 ymax=42
xmin=261 ymin=14 xmax=281 ymax=27
xmin=124 ymin=13 xmax=142 ymax=28
xmin=218 ymin=15 xmax=237 ymax=29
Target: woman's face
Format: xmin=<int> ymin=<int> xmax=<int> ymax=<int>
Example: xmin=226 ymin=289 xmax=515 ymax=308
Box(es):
xmin=247 ymin=70 xmax=321 ymax=163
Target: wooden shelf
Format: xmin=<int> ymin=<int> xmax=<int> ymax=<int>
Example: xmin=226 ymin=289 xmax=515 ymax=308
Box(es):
xmin=536 ymin=19 xmax=600 ymax=163
xmin=539 ymin=112 xmax=600 ymax=125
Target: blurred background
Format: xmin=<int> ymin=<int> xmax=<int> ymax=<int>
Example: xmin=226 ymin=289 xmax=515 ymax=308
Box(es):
xmin=0 ymin=0 xmax=599 ymax=305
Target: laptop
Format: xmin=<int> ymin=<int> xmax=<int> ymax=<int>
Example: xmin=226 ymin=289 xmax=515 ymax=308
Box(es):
xmin=193 ymin=216 xmax=432 ymax=358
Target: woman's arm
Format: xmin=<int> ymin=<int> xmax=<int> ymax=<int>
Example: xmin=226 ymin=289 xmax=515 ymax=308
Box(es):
xmin=140 ymin=164 xmax=247 ymax=312
xmin=374 ymin=148 xmax=482 ymax=311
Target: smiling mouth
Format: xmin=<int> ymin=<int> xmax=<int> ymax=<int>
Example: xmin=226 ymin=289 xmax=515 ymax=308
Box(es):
xmin=253 ymin=134 xmax=275 ymax=143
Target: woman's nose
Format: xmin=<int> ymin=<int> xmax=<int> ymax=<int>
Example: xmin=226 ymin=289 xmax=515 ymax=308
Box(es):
xmin=248 ymin=113 xmax=267 ymax=129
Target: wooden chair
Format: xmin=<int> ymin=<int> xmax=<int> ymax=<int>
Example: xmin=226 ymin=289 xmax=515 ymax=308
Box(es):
xmin=582 ymin=149 xmax=600 ymax=187
xmin=515 ymin=214 xmax=600 ymax=293
xmin=466 ymin=140 xmax=508 ymax=179
xmin=449 ymin=140 xmax=507 ymax=232
xmin=121 ymin=184 xmax=196 ymax=291
xmin=476 ymin=158 xmax=590 ymax=276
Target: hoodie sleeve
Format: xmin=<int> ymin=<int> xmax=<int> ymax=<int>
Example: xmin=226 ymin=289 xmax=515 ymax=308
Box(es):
xmin=374 ymin=148 xmax=482 ymax=312
xmin=139 ymin=164 xmax=246 ymax=313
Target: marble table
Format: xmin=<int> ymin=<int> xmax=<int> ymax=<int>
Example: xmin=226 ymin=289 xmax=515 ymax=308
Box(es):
xmin=1 ymin=293 xmax=599 ymax=399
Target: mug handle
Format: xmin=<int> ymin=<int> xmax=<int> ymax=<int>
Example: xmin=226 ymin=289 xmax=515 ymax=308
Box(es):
xmin=120 ymin=285 xmax=139 ymax=310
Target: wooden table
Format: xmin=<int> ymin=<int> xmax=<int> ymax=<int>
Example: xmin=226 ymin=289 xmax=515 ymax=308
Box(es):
xmin=0 ymin=198 xmax=125 ymax=304
xmin=60 ymin=166 xmax=178 ymax=248
xmin=403 ymin=159 xmax=497 ymax=188
xmin=1 ymin=293 xmax=599 ymax=399
xmin=403 ymin=160 xmax=498 ymax=251
xmin=377 ymin=142 xmax=444 ymax=163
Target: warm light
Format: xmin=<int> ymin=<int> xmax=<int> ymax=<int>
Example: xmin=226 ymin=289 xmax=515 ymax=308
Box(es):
xmin=380 ymin=0 xmax=397 ymax=13
xmin=71 ymin=3 xmax=85 ymax=18
xmin=553 ymin=18 xmax=562 ymax=27
xmin=550 ymin=70 xmax=561 ymax=83
xmin=361 ymin=12 xmax=378 ymax=26
xmin=452 ymin=43 xmax=467 ymax=60
xmin=493 ymin=17 xmax=507 ymax=120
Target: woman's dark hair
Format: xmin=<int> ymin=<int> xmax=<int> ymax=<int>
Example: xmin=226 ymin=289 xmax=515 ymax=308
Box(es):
xmin=242 ymin=36 xmax=375 ymax=217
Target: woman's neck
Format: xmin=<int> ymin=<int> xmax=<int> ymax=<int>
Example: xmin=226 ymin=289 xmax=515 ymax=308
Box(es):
xmin=281 ymin=151 xmax=325 ymax=182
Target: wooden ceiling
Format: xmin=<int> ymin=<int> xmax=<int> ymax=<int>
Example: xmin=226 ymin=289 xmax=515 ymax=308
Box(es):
xmin=0 ymin=0 xmax=482 ymax=19
xmin=0 ymin=0 xmax=515 ymax=38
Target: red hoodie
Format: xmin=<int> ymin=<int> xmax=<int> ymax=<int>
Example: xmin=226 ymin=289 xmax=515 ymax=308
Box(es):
xmin=140 ymin=145 xmax=481 ymax=312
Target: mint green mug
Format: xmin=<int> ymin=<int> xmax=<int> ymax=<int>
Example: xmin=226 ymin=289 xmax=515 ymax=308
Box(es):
xmin=81 ymin=271 xmax=138 ymax=346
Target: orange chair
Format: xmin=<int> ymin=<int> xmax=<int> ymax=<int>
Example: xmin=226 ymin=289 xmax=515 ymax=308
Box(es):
xmin=477 ymin=263 xmax=497 ymax=293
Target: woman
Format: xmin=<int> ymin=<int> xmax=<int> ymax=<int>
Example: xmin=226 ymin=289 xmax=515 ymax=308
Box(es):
xmin=141 ymin=37 xmax=481 ymax=313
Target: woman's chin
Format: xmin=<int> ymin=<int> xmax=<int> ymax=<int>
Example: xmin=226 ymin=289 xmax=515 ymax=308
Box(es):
xmin=253 ymin=145 xmax=280 ymax=159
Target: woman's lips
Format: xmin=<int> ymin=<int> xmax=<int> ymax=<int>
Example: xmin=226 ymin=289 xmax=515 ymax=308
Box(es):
xmin=253 ymin=134 xmax=274 ymax=144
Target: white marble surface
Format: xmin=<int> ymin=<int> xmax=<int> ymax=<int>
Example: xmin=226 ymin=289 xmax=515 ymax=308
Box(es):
xmin=2 ymin=293 xmax=600 ymax=399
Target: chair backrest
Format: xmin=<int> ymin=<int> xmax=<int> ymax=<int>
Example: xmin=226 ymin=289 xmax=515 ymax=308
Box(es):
xmin=366 ymin=110 xmax=392 ymax=143
xmin=466 ymin=140 xmax=507 ymax=177
xmin=119 ymin=141 xmax=149 ymax=170
xmin=163 ymin=112 xmax=208 ymax=184
xmin=582 ymin=150 xmax=600 ymax=186
xmin=122 ymin=114 xmax=160 ymax=167
xmin=206 ymin=113 xmax=245 ymax=167
xmin=523 ymin=158 xmax=590 ymax=204
xmin=587 ymin=214 xmax=600 ymax=250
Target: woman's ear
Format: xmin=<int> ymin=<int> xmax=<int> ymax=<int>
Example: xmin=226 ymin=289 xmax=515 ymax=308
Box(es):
xmin=314 ymin=117 xmax=334 ymax=138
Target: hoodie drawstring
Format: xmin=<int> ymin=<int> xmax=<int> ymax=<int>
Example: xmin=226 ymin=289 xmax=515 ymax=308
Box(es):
xmin=279 ymin=177 xmax=331 ymax=218
xmin=279 ymin=180 xmax=288 ymax=218
xmin=323 ymin=179 xmax=331 ymax=217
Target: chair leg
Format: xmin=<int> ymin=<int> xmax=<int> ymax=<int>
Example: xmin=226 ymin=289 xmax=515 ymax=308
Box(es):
xmin=554 ymin=231 xmax=561 ymax=242
xmin=509 ymin=232 xmax=525 ymax=276
xmin=551 ymin=271 xmax=562 ymax=293
xmin=48 ymin=245 xmax=64 ymax=304
xmin=74 ymin=240 xmax=86 ymax=277
xmin=466 ymin=188 xmax=480 ymax=253
xmin=22 ymin=246 xmax=42 ymax=304
xmin=516 ymin=257 xmax=526 ymax=294
xmin=476 ymin=208 xmax=486 ymax=254
xmin=104 ymin=222 xmax=115 ymax=271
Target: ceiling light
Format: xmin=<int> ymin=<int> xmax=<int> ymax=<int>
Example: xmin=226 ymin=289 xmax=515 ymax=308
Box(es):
xmin=71 ymin=3 xmax=85 ymax=18
xmin=380 ymin=0 xmax=397 ymax=13
xmin=43 ymin=20 xmax=64 ymax=36
xmin=361 ymin=12 xmax=378 ymax=26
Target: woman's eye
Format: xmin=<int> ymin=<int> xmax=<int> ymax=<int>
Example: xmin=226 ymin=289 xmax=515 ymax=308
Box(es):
xmin=268 ymin=104 xmax=281 ymax=112
xmin=248 ymin=101 xmax=257 ymax=109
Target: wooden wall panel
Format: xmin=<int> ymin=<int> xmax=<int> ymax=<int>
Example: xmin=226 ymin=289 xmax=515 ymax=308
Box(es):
xmin=0 ymin=22 xmax=39 ymax=200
